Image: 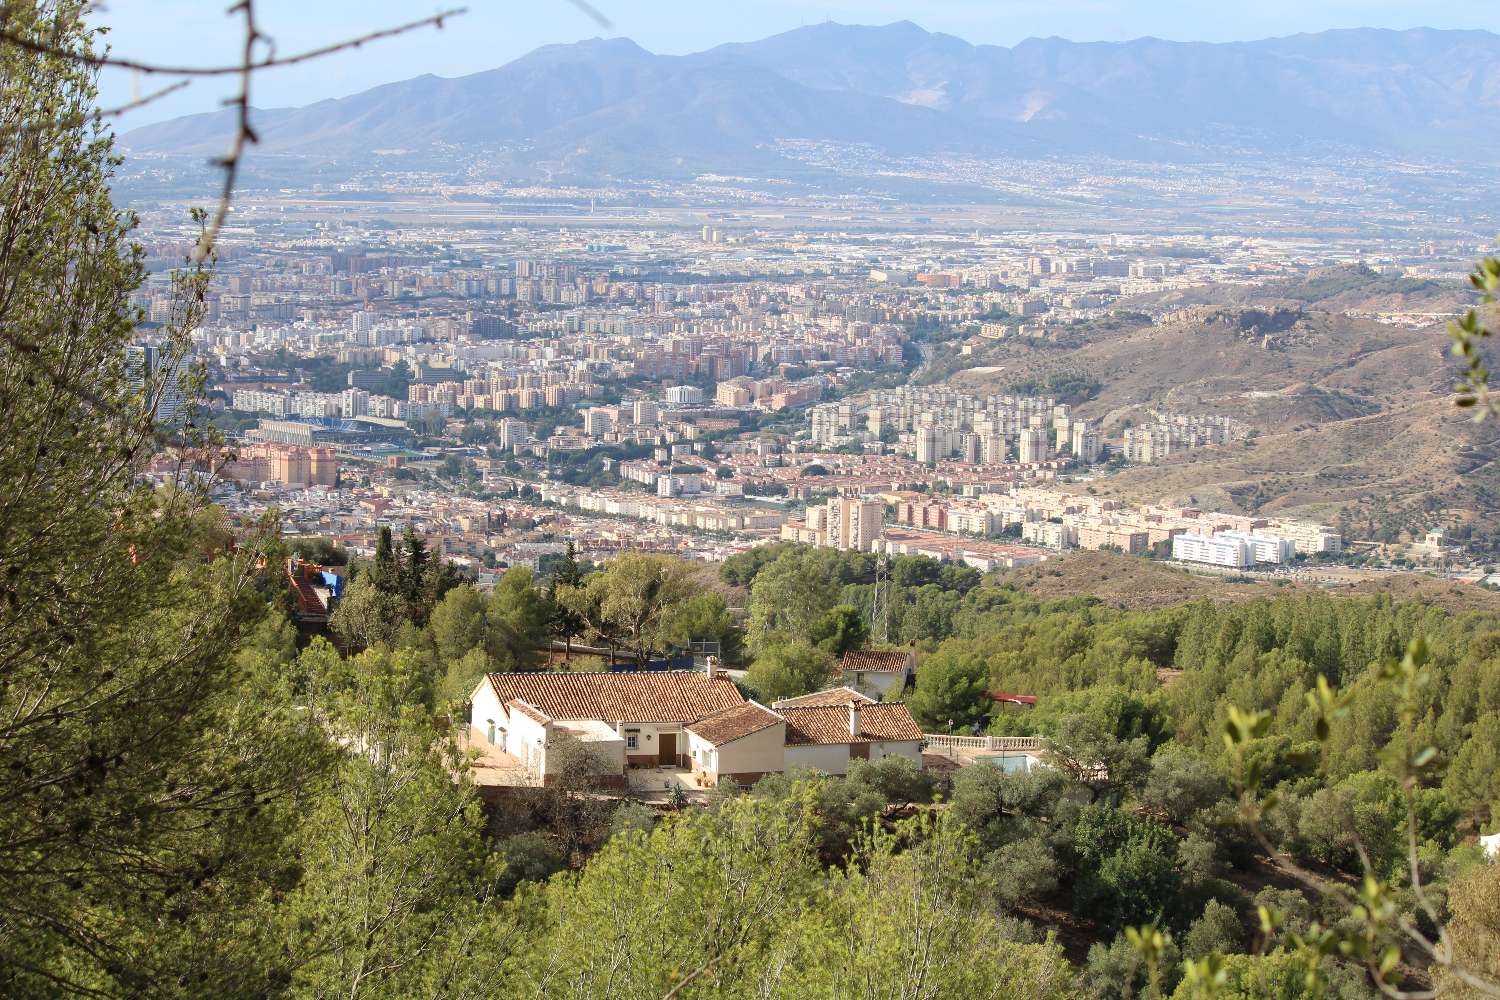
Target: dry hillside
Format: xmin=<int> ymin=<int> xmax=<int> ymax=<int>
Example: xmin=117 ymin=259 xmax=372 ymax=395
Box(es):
xmin=999 ymin=550 xmax=1500 ymax=615
xmin=940 ymin=266 xmax=1499 ymax=534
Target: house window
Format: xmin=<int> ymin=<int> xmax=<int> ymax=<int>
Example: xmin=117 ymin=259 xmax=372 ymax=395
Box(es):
xmin=626 ymin=733 xmax=639 ymax=750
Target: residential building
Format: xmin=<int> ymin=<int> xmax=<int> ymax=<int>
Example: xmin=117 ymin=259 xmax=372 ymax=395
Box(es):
xmin=1172 ymin=532 xmax=1253 ymax=568
xmin=836 ymin=648 xmax=915 ymax=700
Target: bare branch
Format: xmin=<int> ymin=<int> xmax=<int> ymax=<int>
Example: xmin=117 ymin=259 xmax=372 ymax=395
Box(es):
xmin=0 ymin=8 xmax=466 ymax=78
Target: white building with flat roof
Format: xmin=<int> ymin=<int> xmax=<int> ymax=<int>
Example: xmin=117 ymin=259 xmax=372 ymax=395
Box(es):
xmin=1172 ymin=532 xmax=1252 ymax=568
xmin=1217 ymin=531 xmax=1297 ymax=564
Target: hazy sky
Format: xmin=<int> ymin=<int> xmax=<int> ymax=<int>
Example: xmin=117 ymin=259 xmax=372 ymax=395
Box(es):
xmin=95 ymin=0 xmax=1500 ymax=129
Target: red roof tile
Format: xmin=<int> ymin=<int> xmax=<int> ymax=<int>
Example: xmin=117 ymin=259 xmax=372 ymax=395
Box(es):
xmin=773 ymin=686 xmax=876 ymax=708
xmin=839 ymin=649 xmax=912 ymax=673
xmin=782 ymin=702 xmax=923 ymax=745
xmin=506 ymin=699 xmax=553 ymax=724
xmin=487 ymin=670 xmax=744 ymax=724
xmin=684 ymin=701 xmax=784 ymax=747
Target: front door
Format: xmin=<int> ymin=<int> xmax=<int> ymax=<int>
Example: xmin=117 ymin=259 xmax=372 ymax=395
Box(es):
xmin=658 ymin=732 xmax=677 ymax=766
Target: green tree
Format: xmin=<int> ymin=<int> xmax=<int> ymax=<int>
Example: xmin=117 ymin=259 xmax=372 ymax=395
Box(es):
xmin=1181 ymin=899 xmax=1245 ymax=959
xmin=428 ymin=583 xmax=488 ymax=666
xmin=745 ymin=642 xmax=835 ymax=702
xmin=808 ymin=603 xmax=869 ymax=658
xmin=486 ymin=567 xmax=551 ymax=672
xmin=370 ymin=525 xmax=399 ymax=593
xmin=783 ymin=813 xmax=1076 ymax=999
xmin=399 ymin=525 xmax=430 ymax=620
xmin=0 ymin=9 xmax=330 ymax=993
xmin=666 ymin=590 xmax=743 ymax=662
xmin=291 ymin=647 xmax=510 ymax=998
xmin=545 ymin=542 xmax=587 ymax=657
xmin=558 ymin=553 xmax=698 ymax=666
xmin=330 ymin=572 xmax=408 ymax=652
xmin=908 ymin=648 xmax=990 ymax=731
xmin=519 ymin=790 xmax=822 ymax=998
xmin=1441 ymin=862 xmax=1500 ymax=999
xmin=745 ymin=550 xmax=836 ymax=654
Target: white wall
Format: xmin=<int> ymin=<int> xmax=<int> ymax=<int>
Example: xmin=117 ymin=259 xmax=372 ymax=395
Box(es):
xmin=870 ymin=740 xmax=922 ymax=766
xmin=785 ymin=743 xmax=852 ymax=776
xmin=712 ymin=723 xmax=786 ymax=779
xmin=470 ymin=681 xmax=504 ymax=746
xmin=503 ymin=706 xmax=550 ymax=776
xmin=854 ymin=670 xmax=908 ymax=700
xmin=621 ymin=722 xmax=683 ymax=761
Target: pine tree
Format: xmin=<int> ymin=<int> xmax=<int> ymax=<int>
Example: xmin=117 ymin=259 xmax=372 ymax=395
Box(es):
xmin=0 ymin=6 xmax=327 ymax=992
xmin=400 ymin=525 xmax=429 ymax=619
xmin=371 ymin=524 xmax=398 ymax=593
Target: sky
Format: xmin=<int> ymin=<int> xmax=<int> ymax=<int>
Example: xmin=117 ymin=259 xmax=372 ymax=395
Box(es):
xmin=94 ymin=0 xmax=1500 ymax=130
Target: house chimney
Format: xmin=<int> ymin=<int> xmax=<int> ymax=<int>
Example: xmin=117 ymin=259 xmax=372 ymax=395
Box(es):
xmin=848 ymin=700 xmax=861 ymax=738
xmin=705 ymin=655 xmax=719 ymax=680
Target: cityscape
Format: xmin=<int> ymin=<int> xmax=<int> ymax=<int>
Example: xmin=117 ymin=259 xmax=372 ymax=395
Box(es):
xmin=8 ymin=3 xmax=1500 ymax=999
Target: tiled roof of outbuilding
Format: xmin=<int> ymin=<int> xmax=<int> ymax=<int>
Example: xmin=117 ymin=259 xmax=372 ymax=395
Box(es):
xmin=486 ymin=670 xmax=744 ymax=724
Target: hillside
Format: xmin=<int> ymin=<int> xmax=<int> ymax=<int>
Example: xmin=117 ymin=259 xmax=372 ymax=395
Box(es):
xmin=1086 ymin=396 xmax=1500 ymax=535
xmin=122 ymin=24 xmax=1500 ymax=179
xmin=946 ymin=268 xmax=1465 ymax=437
xmin=997 ymin=550 xmax=1276 ymax=609
xmin=998 ymin=549 xmax=1500 ymax=614
xmin=939 ymin=267 xmax=1497 ymax=534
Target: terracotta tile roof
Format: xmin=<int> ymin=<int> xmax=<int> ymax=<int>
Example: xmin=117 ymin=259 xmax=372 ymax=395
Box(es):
xmin=506 ymin=699 xmax=552 ymax=724
xmin=839 ymin=649 xmax=912 ymax=673
xmin=487 ymin=670 xmax=744 ymax=724
xmin=773 ymin=686 xmax=876 ymax=708
xmin=782 ymin=702 xmax=924 ymax=745
xmin=684 ymin=701 xmax=784 ymax=747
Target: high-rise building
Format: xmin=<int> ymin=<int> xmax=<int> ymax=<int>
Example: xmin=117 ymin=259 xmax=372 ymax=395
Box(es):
xmin=583 ymin=407 xmax=613 ymax=439
xmin=827 ymin=497 xmax=884 ymax=552
xmin=1018 ymin=427 xmax=1049 ymax=464
xmin=915 ymin=426 xmax=939 ymax=466
xmin=1071 ymin=422 xmax=1102 ymax=463
xmin=633 ymin=399 xmax=659 ymax=426
xmin=125 ymin=344 xmax=185 ymax=425
xmin=499 ymin=418 xmax=529 ymax=451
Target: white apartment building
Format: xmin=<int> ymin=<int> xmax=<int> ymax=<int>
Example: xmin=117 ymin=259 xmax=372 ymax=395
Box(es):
xmin=1018 ymin=427 xmax=1050 ymax=464
xmin=1172 ymin=532 xmax=1252 ymax=568
xmin=1021 ymin=521 xmax=1077 ymax=549
xmin=583 ymin=407 xmax=614 ymax=438
xmin=231 ymin=388 xmax=287 ymax=416
xmin=1217 ymin=531 xmax=1297 ymax=564
xmin=827 ymin=497 xmax=884 ymax=552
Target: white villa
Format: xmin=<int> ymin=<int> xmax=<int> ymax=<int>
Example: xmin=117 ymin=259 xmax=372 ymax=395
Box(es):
xmin=468 ymin=660 xmax=924 ymax=789
xmin=836 ymin=648 xmax=916 ymax=699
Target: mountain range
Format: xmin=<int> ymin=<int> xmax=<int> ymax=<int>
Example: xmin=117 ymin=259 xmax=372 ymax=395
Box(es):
xmin=122 ymin=21 xmax=1500 ymax=179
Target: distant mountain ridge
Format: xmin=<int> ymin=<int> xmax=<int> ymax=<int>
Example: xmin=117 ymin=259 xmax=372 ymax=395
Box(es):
xmin=122 ymin=22 xmax=1500 ymax=178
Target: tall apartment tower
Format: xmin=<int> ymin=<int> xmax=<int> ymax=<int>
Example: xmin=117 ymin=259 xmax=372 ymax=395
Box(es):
xmin=1019 ymin=427 xmax=1050 ymax=464
xmin=826 ymin=497 xmax=883 ymax=552
xmin=1071 ymin=422 xmax=1102 ymax=463
xmin=981 ymin=433 xmax=1008 ymax=465
xmin=915 ymin=425 xmax=940 ymax=466
xmin=125 ymin=344 xmax=185 ymax=425
xmin=633 ymin=399 xmax=659 ymax=426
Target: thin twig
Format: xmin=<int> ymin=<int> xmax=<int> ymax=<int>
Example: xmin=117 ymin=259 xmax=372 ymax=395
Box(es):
xmin=0 ymin=8 xmax=465 ymax=78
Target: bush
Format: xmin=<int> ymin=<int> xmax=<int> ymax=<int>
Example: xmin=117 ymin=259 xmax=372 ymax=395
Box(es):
xmin=846 ymin=755 xmax=937 ymax=805
xmin=496 ymin=832 xmax=565 ymax=897
xmin=1182 ymin=898 xmax=1245 ymax=958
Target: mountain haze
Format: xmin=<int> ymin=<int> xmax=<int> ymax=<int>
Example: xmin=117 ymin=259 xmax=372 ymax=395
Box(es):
xmin=123 ymin=22 xmax=1500 ymax=178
